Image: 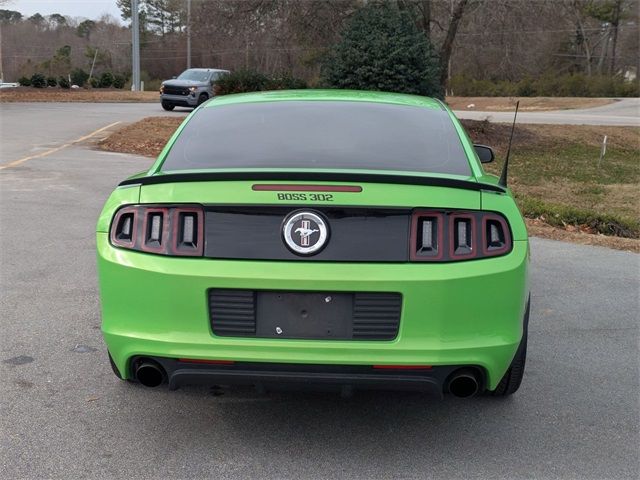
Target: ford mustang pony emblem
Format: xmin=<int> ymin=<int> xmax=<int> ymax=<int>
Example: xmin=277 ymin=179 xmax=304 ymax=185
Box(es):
xmin=295 ymin=223 xmax=320 ymax=246
xmin=283 ymin=211 xmax=329 ymax=255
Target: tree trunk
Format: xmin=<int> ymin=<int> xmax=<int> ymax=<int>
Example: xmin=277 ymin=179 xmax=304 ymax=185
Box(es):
xmin=419 ymin=0 xmax=431 ymax=43
xmin=439 ymin=0 xmax=469 ymax=89
xmin=597 ymin=24 xmax=611 ymax=75
xmin=609 ymin=0 xmax=622 ymax=75
xmin=575 ymin=10 xmax=593 ymax=75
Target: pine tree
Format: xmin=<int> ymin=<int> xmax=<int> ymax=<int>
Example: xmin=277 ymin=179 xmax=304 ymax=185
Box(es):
xmin=322 ymin=3 xmax=442 ymax=98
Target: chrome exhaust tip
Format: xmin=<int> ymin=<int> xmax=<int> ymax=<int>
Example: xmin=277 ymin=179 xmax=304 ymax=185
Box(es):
xmin=135 ymin=361 xmax=166 ymax=388
xmin=446 ymin=370 xmax=480 ymax=398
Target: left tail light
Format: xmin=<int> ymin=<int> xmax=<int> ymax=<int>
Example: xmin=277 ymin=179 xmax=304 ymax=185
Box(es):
xmin=110 ymin=205 xmax=204 ymax=256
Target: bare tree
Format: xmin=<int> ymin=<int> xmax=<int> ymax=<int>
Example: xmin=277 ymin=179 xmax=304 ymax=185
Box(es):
xmin=2 ymin=0 xmax=638 ymax=86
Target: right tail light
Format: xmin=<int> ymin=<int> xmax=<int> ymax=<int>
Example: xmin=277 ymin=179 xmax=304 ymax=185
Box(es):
xmin=410 ymin=210 xmax=512 ymax=262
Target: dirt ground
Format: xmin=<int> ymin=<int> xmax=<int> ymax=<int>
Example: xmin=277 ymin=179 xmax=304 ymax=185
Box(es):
xmin=525 ymin=219 xmax=638 ymax=252
xmin=0 ymin=87 xmax=616 ymax=110
xmin=0 ymin=87 xmax=158 ymax=103
xmin=445 ymin=96 xmax=614 ymax=111
xmin=98 ymin=117 xmax=639 ymax=252
xmin=99 ymin=116 xmax=182 ymax=156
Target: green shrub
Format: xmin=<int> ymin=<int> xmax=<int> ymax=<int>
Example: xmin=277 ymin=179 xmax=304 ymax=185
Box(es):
xmin=214 ymin=70 xmax=307 ymax=96
xmin=30 ymin=73 xmax=46 ymax=88
xmin=616 ymin=80 xmax=639 ymax=97
xmin=267 ymin=73 xmax=308 ymax=90
xmin=515 ymin=77 xmax=535 ymax=96
xmin=533 ymin=73 xmax=560 ymax=96
xmin=89 ymin=77 xmax=100 ymax=88
xmin=70 ymin=68 xmax=89 ymax=87
xmin=99 ymin=71 xmax=114 ymax=88
xmin=46 ymin=76 xmax=57 ymax=87
xmin=58 ymin=76 xmax=70 ymax=89
xmin=558 ymin=74 xmax=588 ymax=96
xmin=112 ymin=74 xmax=126 ymax=89
xmin=143 ymin=78 xmax=162 ymax=91
xmin=18 ymin=76 xmax=31 ymax=86
xmin=321 ymin=3 xmax=442 ymax=97
xmin=215 ymin=70 xmax=269 ymax=95
xmin=139 ymin=70 xmax=161 ymax=91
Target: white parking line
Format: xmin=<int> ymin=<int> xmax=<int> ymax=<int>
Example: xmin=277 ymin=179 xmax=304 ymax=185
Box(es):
xmin=0 ymin=121 xmax=122 ymax=170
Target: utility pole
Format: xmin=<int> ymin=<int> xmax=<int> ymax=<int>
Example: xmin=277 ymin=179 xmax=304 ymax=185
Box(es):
xmin=88 ymin=48 xmax=98 ymax=84
xmin=186 ymin=0 xmax=191 ymax=69
xmin=0 ymin=22 xmax=4 ymax=82
xmin=131 ymin=0 xmax=141 ymax=91
xmin=447 ymin=0 xmax=453 ymax=96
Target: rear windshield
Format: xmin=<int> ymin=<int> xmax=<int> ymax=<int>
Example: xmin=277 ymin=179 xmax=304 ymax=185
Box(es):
xmin=161 ymin=101 xmax=471 ymax=176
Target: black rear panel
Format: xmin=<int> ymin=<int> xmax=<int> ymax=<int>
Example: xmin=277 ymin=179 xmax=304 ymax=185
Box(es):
xmin=208 ymin=290 xmax=256 ymax=336
xmin=352 ymin=293 xmax=403 ymax=339
xmin=204 ymin=206 xmax=410 ymax=262
xmin=209 ymin=289 xmax=402 ymax=340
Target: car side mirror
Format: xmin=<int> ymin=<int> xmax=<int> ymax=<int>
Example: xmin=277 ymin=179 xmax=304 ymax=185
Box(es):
xmin=171 ymin=76 xmax=176 ymax=79
xmin=474 ymin=144 xmax=495 ymax=163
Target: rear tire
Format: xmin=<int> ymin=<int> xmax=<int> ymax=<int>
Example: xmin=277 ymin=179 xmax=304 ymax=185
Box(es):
xmin=161 ymin=101 xmax=175 ymax=111
xmin=489 ymin=296 xmax=530 ymax=397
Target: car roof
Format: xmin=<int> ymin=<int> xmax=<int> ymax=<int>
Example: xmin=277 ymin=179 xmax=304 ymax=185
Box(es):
xmin=205 ymin=89 xmax=444 ymax=110
xmin=186 ymin=68 xmax=229 ymax=73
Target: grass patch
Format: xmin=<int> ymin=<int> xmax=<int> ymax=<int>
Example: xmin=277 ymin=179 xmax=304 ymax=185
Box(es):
xmin=464 ymin=119 xmax=639 ymax=238
xmin=517 ymin=195 xmax=639 ymax=238
xmin=446 ymin=96 xmax=614 ymax=112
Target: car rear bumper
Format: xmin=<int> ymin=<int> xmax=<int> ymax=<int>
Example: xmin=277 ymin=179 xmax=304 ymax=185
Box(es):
xmin=128 ymin=357 xmax=486 ymax=397
xmin=97 ymin=233 xmax=529 ymax=390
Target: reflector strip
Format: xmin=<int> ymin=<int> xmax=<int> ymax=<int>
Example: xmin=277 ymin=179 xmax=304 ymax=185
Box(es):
xmin=373 ymin=365 xmax=432 ymax=370
xmin=178 ymin=358 xmax=235 ymax=365
xmin=252 ymin=184 xmax=362 ymax=192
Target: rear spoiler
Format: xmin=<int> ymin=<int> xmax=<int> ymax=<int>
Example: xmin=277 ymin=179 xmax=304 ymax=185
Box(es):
xmin=118 ymin=171 xmax=506 ymax=193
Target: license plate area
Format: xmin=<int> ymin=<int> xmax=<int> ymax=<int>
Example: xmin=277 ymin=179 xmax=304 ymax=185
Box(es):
xmin=208 ymin=289 xmax=401 ymax=340
xmin=257 ymin=292 xmax=353 ymax=339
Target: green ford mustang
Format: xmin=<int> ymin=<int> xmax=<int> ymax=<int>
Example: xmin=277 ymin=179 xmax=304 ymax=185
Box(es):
xmin=97 ymin=89 xmax=529 ymax=398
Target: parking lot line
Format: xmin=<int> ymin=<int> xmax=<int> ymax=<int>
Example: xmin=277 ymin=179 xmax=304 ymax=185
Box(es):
xmin=0 ymin=121 xmax=122 ymax=170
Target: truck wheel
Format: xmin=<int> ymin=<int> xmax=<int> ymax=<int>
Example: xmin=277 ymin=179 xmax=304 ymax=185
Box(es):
xmin=161 ymin=101 xmax=175 ymax=111
xmin=489 ymin=296 xmax=530 ymax=397
xmin=197 ymin=93 xmax=209 ymax=105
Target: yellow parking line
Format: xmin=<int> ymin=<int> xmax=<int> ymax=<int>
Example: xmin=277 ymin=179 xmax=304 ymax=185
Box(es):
xmin=0 ymin=121 xmax=122 ymax=171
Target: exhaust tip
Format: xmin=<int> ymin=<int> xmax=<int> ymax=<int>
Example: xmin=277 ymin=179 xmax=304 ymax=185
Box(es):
xmin=135 ymin=361 xmax=166 ymax=388
xmin=447 ymin=370 xmax=480 ymax=398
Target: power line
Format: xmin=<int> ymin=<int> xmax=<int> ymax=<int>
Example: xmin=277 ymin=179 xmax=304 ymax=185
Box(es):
xmin=456 ymin=26 xmax=638 ymax=36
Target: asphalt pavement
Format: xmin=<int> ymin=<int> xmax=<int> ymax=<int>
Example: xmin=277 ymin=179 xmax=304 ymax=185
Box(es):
xmin=0 ymin=102 xmax=639 ymax=479
xmin=0 ymin=102 xmax=187 ymax=164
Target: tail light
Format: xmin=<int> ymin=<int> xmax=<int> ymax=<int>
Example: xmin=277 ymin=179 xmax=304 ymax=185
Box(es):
xmin=110 ymin=205 xmax=204 ymax=256
xmin=410 ymin=210 xmax=511 ymax=262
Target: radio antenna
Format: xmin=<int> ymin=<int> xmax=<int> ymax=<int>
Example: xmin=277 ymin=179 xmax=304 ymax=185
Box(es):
xmin=499 ymin=101 xmax=520 ymax=188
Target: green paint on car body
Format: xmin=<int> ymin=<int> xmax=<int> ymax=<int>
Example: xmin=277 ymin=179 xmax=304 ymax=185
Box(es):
xmin=97 ymin=89 xmax=529 ymax=394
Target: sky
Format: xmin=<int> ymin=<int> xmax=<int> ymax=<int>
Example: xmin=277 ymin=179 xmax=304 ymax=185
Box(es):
xmin=6 ymin=0 xmax=123 ymax=22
